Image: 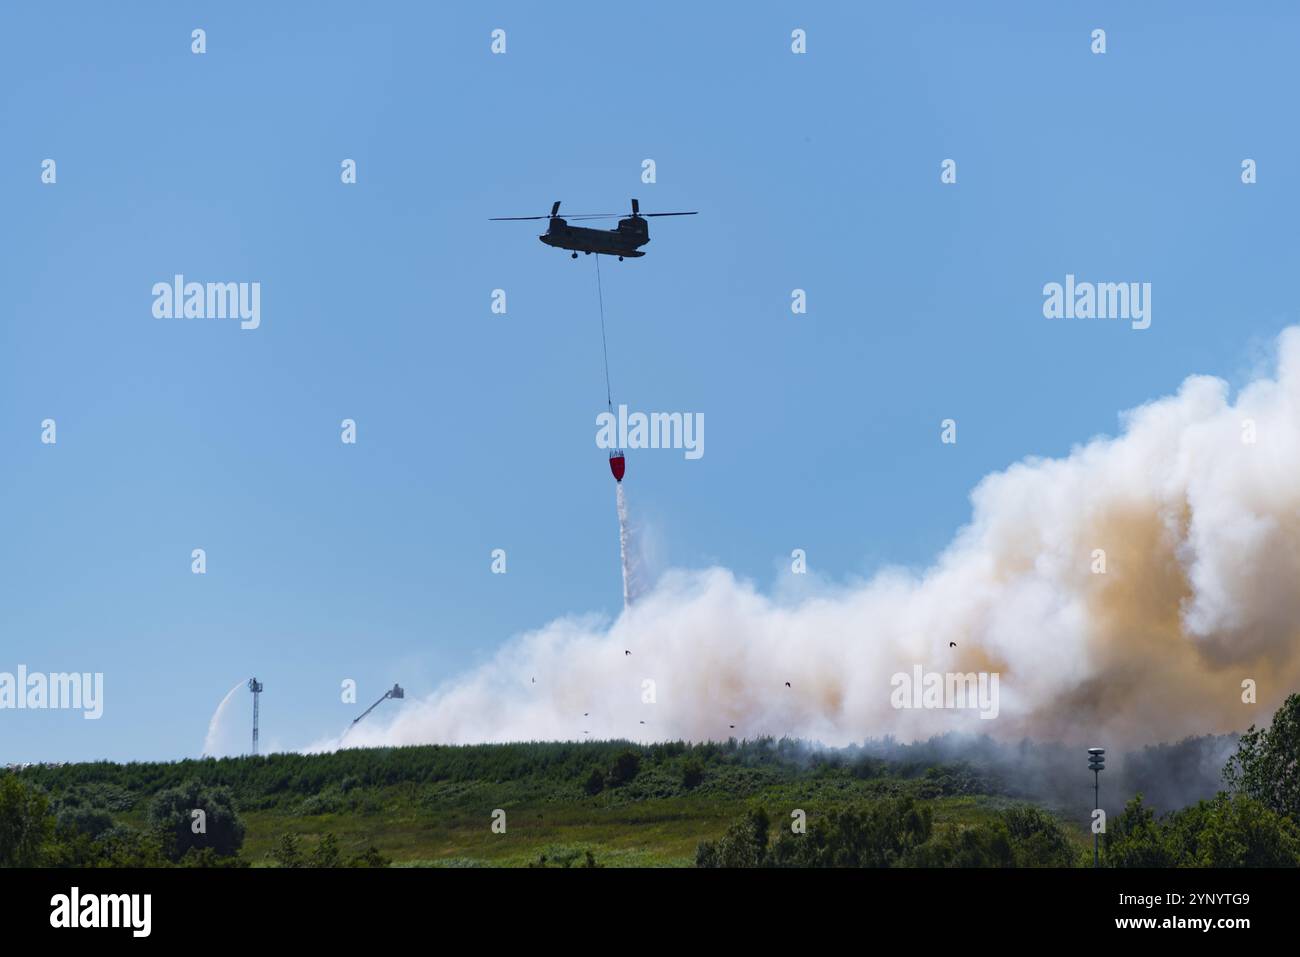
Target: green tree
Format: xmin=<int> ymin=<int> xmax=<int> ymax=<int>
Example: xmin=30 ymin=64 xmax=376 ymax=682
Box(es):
xmin=606 ymin=750 xmax=641 ymax=788
xmin=681 ymin=757 xmax=705 ymax=790
xmin=1223 ymin=692 xmax=1300 ymax=820
xmin=1104 ymin=795 xmax=1175 ymax=868
xmin=179 ymin=846 xmax=250 ymax=868
xmin=904 ymin=821 xmax=1014 ymax=867
xmin=347 ymin=845 xmax=391 ymax=868
xmin=148 ymin=779 xmax=246 ymax=861
xmin=310 ymin=833 xmax=342 ymax=868
xmin=1002 ymin=804 xmax=1077 ymax=867
xmin=1166 ymin=794 xmax=1300 ymax=867
xmin=270 ymin=833 xmax=303 ymax=868
xmin=56 ymin=805 xmax=115 ymax=841
xmin=769 ymin=799 xmax=932 ymax=868
xmin=50 ymin=786 xmax=119 ymax=841
xmin=0 ymin=776 xmax=54 ymax=867
xmin=697 ymin=808 xmax=771 ymax=868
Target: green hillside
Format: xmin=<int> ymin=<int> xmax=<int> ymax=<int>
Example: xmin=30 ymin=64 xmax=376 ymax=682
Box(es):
xmin=6 ymin=698 xmax=1300 ymax=868
xmin=6 ymin=737 xmax=1080 ymax=866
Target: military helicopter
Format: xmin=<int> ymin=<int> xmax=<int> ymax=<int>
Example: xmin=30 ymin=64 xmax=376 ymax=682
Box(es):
xmin=490 ymin=199 xmax=697 ymax=260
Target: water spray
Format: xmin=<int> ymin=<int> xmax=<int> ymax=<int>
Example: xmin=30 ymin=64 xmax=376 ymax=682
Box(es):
xmin=201 ymin=679 xmax=247 ymax=758
xmin=617 ymin=482 xmax=643 ymax=607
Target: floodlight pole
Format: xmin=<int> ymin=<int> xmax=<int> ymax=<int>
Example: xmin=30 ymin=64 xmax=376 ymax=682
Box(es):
xmin=248 ymin=678 xmax=264 ymax=755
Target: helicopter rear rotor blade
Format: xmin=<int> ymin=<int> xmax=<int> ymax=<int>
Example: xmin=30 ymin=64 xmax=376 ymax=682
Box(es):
xmin=490 ymin=213 xmax=612 ymax=221
xmin=560 ymin=211 xmax=699 ymax=221
xmin=491 ymin=205 xmax=698 ymax=221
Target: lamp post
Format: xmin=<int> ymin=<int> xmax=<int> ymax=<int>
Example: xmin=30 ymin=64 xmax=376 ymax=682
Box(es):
xmin=1088 ymin=747 xmax=1105 ymax=868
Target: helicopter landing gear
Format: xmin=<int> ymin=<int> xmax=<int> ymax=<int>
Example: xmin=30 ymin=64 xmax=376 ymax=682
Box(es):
xmin=571 ymin=252 xmax=578 ymax=259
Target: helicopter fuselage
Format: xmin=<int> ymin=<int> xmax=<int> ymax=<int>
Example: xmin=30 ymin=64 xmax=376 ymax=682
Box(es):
xmin=540 ymin=216 xmax=648 ymax=258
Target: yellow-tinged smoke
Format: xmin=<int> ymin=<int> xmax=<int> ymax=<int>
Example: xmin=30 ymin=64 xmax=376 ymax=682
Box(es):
xmin=326 ymin=328 xmax=1300 ymax=750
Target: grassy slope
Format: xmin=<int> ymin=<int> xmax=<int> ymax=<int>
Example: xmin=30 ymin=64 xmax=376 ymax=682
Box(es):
xmin=24 ymin=741 xmax=1097 ymax=867
xmin=127 ymin=777 xmax=1088 ymax=867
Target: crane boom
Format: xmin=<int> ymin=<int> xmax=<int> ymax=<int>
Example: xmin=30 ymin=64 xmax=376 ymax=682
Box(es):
xmin=351 ymin=683 xmax=405 ymax=726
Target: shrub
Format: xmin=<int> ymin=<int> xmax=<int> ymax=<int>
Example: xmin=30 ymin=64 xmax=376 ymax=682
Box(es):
xmin=681 ymin=758 xmax=705 ymax=790
xmin=0 ymin=776 xmax=54 ymax=867
xmin=147 ymin=779 xmax=245 ymax=862
xmin=606 ymin=750 xmax=641 ymax=788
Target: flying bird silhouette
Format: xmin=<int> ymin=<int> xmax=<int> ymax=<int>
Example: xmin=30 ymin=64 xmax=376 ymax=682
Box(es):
xmin=949 ymin=642 xmax=957 ymax=648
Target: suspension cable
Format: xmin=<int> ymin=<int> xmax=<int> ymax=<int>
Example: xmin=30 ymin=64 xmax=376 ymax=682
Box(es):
xmin=595 ymin=253 xmax=613 ymax=413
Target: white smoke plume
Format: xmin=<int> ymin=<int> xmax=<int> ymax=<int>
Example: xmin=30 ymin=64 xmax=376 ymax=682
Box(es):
xmin=617 ymin=483 xmax=645 ymax=607
xmin=201 ymin=680 xmax=249 ymax=758
xmin=326 ymin=328 xmax=1300 ymax=752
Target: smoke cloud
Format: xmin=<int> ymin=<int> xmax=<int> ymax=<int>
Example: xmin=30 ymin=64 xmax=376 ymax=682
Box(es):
xmin=328 ymin=328 xmax=1300 ymax=752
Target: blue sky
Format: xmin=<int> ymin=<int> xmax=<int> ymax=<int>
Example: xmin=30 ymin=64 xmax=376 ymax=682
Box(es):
xmin=3 ymin=1 xmax=1298 ymax=762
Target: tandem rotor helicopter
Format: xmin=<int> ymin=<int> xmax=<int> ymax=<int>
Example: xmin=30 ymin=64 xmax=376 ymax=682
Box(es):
xmin=490 ymin=198 xmax=697 ymax=260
